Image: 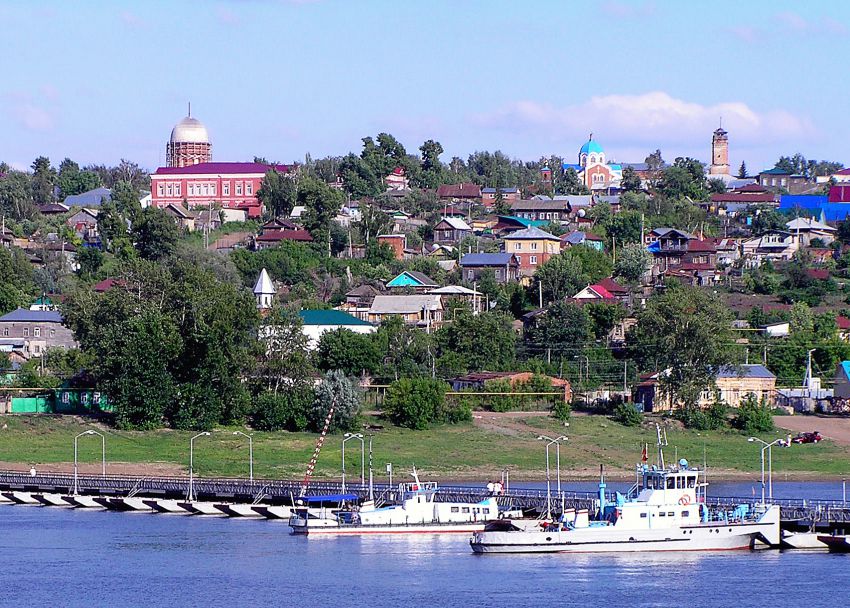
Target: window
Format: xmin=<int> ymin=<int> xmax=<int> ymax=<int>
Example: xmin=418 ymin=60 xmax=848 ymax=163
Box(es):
xmin=668 ymin=512 xmax=675 ymax=517
xmin=496 ymin=269 xmax=503 ymax=280
xmin=515 ymin=243 xmax=522 ymax=251
xmin=236 ymin=182 xmax=243 ymax=195
xmin=483 ymin=508 xmax=490 ymax=514
xmin=246 ymin=182 xmax=253 ymax=195
xmin=451 ymin=506 xmax=459 ymax=513
xmin=210 ymin=184 xmax=216 ymax=196
xmin=530 ymin=255 xmax=538 ymax=265
xmin=223 ymin=182 xmax=230 ymax=196
xmin=659 ymin=511 xmax=666 ymax=517
xmin=50 ymin=329 xmax=55 ymax=337
xmin=202 ymin=184 xmax=209 ymax=196
xmin=640 ymin=512 xmax=648 ymax=518
xmin=666 ymin=477 xmax=675 ymax=489
xmin=2 ymin=328 xmax=8 ymax=337
xmin=462 ymin=507 xmax=470 ymax=513
xmin=34 ymin=345 xmax=40 ymax=354
xmin=34 ymin=327 xmax=40 ymax=338
xmin=167 ymin=184 xmax=173 ymax=196
xmin=157 ymin=184 xmax=164 ymax=196
xmin=23 ymin=327 xmax=29 ymax=337
xmin=682 ymin=511 xmax=690 ymax=517
xmin=531 ymin=242 xmax=538 ymax=251
xmin=467 ymin=270 xmax=474 ymax=280
xmin=174 ymin=183 xmax=181 ymax=196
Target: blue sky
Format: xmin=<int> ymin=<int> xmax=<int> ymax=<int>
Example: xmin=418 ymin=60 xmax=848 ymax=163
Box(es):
xmin=0 ymin=0 xmax=846 ymax=173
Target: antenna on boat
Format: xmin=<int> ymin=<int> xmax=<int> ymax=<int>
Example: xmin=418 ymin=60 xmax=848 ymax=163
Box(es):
xmin=655 ymin=424 xmax=668 ymax=469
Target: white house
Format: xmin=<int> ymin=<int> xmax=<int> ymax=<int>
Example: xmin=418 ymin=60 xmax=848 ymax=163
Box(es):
xmin=298 ymin=309 xmax=377 ymax=349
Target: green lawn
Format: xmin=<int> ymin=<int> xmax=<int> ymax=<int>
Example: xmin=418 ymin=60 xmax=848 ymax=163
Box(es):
xmin=0 ymin=414 xmax=847 ymax=481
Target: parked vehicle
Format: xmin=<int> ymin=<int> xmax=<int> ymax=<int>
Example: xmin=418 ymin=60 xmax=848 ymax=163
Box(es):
xmin=791 ymin=432 xmax=822 ymax=444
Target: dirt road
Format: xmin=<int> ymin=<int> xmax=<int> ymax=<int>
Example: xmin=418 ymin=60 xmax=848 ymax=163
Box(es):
xmin=775 ymin=416 xmax=850 ymax=445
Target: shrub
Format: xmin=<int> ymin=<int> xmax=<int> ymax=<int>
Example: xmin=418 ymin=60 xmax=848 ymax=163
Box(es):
xmin=733 ymin=393 xmax=774 ymax=434
xmin=614 ymin=401 xmax=643 ymax=427
xmin=384 ymin=378 xmax=450 ymax=429
xmin=678 ymin=400 xmax=728 ymax=431
xmin=253 ymin=389 xmax=312 ymax=431
xmin=552 ymin=399 xmax=571 ymax=422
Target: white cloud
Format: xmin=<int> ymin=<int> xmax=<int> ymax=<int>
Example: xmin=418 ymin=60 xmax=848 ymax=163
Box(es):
xmin=13 ymin=103 xmax=55 ymax=131
xmin=601 ymin=1 xmax=655 ymax=19
xmin=472 ymin=92 xmax=813 ymax=149
xmin=775 ymin=11 xmax=847 ymax=35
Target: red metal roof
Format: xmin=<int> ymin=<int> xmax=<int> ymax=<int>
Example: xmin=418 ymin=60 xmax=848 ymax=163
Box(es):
xmin=805 ymin=268 xmax=829 ymax=280
xmin=256 ymin=229 xmax=313 ymax=242
xmin=687 ymin=239 xmax=717 ymax=252
xmin=710 ymin=192 xmax=776 ymax=203
xmin=837 ymin=315 xmax=850 ymax=330
xmin=595 ymin=276 xmax=628 ymax=294
xmin=588 ymin=284 xmax=615 ymax=299
xmin=153 ymin=162 xmax=290 ymax=175
xmin=829 ymin=185 xmax=850 ymax=203
xmin=436 ymin=183 xmax=481 ymax=199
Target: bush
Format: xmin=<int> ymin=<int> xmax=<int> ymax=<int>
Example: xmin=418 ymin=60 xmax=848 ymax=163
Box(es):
xmin=733 ymin=393 xmax=774 ymax=434
xmin=253 ymin=389 xmax=311 ymax=431
xmin=552 ymin=399 xmax=571 ymax=422
xmin=614 ymin=401 xmax=643 ymax=427
xmin=309 ymin=370 xmax=363 ymax=433
xmin=384 ymin=378 xmax=451 ymax=429
xmin=678 ymin=400 xmax=728 ymax=431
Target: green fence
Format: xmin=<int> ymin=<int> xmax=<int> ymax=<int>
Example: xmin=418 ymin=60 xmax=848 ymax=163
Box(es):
xmin=8 ymin=390 xmax=113 ymax=414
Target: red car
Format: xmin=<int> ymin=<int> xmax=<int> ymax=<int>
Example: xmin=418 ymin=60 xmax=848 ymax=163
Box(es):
xmin=791 ymin=431 xmax=823 ymax=444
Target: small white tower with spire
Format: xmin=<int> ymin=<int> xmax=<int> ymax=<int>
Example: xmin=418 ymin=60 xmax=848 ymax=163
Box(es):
xmin=253 ymin=268 xmax=275 ymax=311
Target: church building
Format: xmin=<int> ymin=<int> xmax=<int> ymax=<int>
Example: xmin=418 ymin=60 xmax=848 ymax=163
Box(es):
xmin=561 ymin=135 xmax=623 ymax=192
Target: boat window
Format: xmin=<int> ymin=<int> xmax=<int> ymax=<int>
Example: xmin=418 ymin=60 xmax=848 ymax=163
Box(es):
xmin=676 ymin=477 xmax=684 ymax=489
xmin=483 ymin=508 xmax=490 ymax=514
xmin=462 ymin=507 xmax=470 ymax=513
xmin=687 ymin=476 xmax=696 ymax=488
xmin=668 ymin=512 xmax=674 ymax=517
xmin=682 ymin=511 xmax=689 ymax=517
xmin=659 ymin=511 xmax=665 ymax=517
xmin=640 ymin=513 xmax=647 ymax=518
xmin=473 ymin=508 xmax=479 ymax=513
xmin=666 ymin=477 xmax=675 ymax=489
xmin=451 ymin=506 xmax=459 ymax=513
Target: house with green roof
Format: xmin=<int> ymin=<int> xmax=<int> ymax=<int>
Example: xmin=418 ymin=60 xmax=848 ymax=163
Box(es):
xmin=386 ymin=271 xmax=438 ymax=291
xmin=298 ymin=309 xmax=376 ymax=349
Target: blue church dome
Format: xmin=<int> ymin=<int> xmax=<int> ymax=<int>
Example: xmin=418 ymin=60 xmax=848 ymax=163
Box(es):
xmin=579 ymin=137 xmax=604 ymax=155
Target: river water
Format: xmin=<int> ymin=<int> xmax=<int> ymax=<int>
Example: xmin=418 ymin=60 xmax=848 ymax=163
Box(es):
xmin=1 ymin=482 xmax=847 ymax=608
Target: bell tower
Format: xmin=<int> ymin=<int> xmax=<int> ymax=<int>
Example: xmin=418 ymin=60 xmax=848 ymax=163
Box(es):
xmin=709 ymin=124 xmax=729 ymax=176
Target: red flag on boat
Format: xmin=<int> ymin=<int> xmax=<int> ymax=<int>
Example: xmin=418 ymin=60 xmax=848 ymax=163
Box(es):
xmin=641 ymin=443 xmax=648 ymax=463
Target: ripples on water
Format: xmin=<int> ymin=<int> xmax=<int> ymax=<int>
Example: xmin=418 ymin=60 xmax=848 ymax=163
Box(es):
xmin=0 ymin=493 xmax=846 ymax=608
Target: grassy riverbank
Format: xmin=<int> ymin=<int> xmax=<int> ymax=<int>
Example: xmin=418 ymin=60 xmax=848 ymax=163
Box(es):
xmin=1 ymin=414 xmax=848 ymax=481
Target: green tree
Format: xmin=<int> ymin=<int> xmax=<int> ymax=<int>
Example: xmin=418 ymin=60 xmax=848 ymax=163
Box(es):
xmin=737 ymin=161 xmax=748 ymax=179
xmin=561 ymin=167 xmax=589 ymax=195
xmin=315 ymin=328 xmax=382 ymax=376
xmin=620 ymin=166 xmax=642 ymax=192
xmin=585 ymin=302 xmax=627 ymax=341
xmin=253 ymin=389 xmax=311 ymax=431
xmin=31 ymin=156 xmax=56 ymax=205
xmin=258 ymin=169 xmax=298 ymax=218
xmin=434 ymin=308 xmax=516 ymax=372
xmin=707 ymin=178 xmax=727 ymax=194
xmin=374 ymin=316 xmax=433 ymax=380
xmin=0 ymin=245 xmax=35 ymax=314
xmin=614 ymin=242 xmax=652 ymax=285
xmin=76 ymin=246 xmax=104 ymax=279
xmin=0 ymin=170 xmax=36 ymax=220
xmin=57 ymin=158 xmax=101 ymax=199
xmin=256 ymin=307 xmax=314 ymax=395
xmin=614 ymin=401 xmax=643 ymax=426
xmin=534 ymin=252 xmax=586 ymax=303
xmin=524 ymin=301 xmax=591 ymax=357
xmin=606 ymin=211 xmax=643 ymax=245
xmin=338 ymin=153 xmax=382 ymax=198
xmin=131 ymin=207 xmax=179 ymax=261
xmin=358 ymin=203 xmax=392 ymax=244
xmin=110 ymin=180 xmax=142 ymax=222
xmin=631 ymin=285 xmax=734 ymax=408
xmin=297 ymin=176 xmax=345 ymax=244
xmin=417 ymin=139 xmax=445 ymax=189
xmin=309 ymin=369 xmax=362 ymax=432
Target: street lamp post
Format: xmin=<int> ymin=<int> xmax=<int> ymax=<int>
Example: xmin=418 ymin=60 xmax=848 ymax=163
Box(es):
xmin=232 ymin=431 xmax=254 ymax=482
xmin=73 ymin=429 xmax=105 ymax=495
xmin=342 ymin=433 xmax=364 ymax=493
xmin=748 ymin=437 xmax=788 ymax=504
xmin=188 ymin=432 xmax=211 ymax=502
xmin=537 ymin=434 xmax=568 ymax=520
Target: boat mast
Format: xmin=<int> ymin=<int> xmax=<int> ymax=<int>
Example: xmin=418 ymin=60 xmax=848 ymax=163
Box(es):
xmin=655 ymin=424 xmax=667 ymax=469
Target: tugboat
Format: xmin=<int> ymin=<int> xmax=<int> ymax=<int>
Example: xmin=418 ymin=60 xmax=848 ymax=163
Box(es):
xmin=289 ymin=470 xmax=500 ymax=536
xmin=470 ymin=427 xmax=781 ymax=554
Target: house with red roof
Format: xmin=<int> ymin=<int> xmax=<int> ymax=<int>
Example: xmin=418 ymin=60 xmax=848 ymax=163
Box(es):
xmin=436 ymin=183 xmax=481 ymax=201
xmin=253 ymin=229 xmax=313 ymax=250
xmin=572 ymin=283 xmax=615 ymax=302
xmin=837 ymin=315 xmax=850 ymax=341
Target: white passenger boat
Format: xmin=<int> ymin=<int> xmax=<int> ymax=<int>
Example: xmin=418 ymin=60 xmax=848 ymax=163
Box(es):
xmin=470 ymin=432 xmax=781 ymax=554
xmin=289 ymin=472 xmax=501 ymax=536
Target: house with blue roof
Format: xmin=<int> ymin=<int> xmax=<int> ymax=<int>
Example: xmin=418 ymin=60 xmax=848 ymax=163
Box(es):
xmin=460 ymin=252 xmax=520 ymax=284
xmin=0 ymin=308 xmax=77 ymax=360
xmin=834 ymin=361 xmax=850 ymax=399
xmin=386 ymin=271 xmax=438 ymax=291
xmin=63 ymin=187 xmax=112 ymax=207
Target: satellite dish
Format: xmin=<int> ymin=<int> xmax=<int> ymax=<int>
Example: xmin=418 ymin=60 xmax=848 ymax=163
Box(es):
xmin=577 ymin=209 xmax=586 ymax=218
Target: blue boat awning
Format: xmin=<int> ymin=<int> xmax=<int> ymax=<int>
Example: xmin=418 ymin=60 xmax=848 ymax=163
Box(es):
xmin=303 ymin=494 xmax=358 ymax=503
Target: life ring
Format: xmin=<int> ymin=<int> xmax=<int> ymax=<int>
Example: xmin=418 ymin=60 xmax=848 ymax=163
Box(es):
xmin=678 ymin=495 xmax=691 ymax=506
